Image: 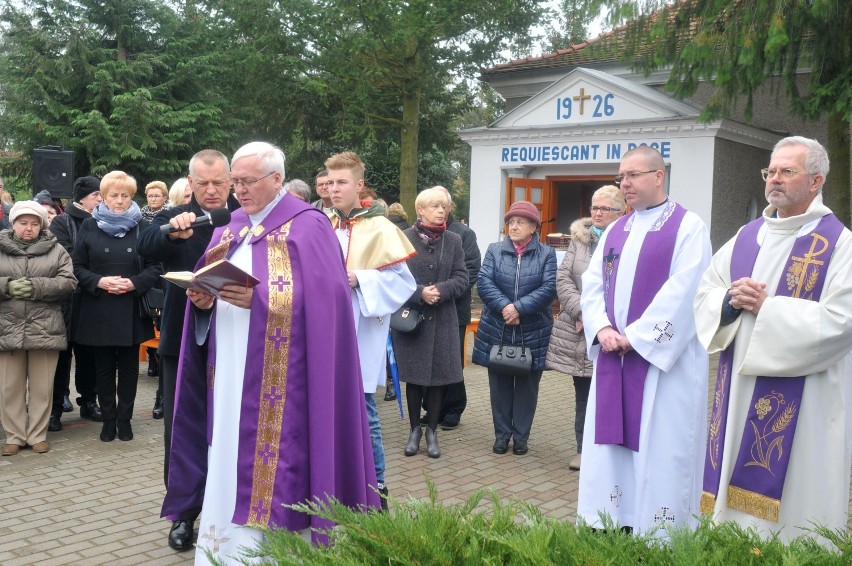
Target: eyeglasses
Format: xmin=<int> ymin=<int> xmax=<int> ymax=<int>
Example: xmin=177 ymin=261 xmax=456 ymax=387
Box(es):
xmin=614 ymin=170 xmax=658 ymax=185
xmin=590 ymin=206 xmax=621 ymax=213
xmin=231 ymin=172 xmax=275 ymax=188
xmin=146 ymin=193 xmax=165 ymax=199
xmin=760 ymin=167 xmax=806 ymax=181
xmin=506 ymin=218 xmax=532 ymax=227
xmin=193 ymin=179 xmax=231 ymax=189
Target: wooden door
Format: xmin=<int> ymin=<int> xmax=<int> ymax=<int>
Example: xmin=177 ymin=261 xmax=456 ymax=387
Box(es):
xmin=506 ymin=177 xmax=556 ymax=239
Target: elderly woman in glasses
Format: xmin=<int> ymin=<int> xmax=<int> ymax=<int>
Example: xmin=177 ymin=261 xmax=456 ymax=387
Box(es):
xmin=141 ymin=181 xmax=170 ymax=222
xmin=545 ymin=185 xmax=626 ymax=471
xmin=473 ymin=200 xmax=557 ymax=456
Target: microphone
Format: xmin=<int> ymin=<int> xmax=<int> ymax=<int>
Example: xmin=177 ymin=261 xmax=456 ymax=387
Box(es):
xmin=159 ymin=208 xmax=231 ymax=234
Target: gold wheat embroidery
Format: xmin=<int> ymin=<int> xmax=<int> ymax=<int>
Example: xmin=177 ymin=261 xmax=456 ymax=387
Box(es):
xmin=745 ymin=392 xmax=796 ymax=475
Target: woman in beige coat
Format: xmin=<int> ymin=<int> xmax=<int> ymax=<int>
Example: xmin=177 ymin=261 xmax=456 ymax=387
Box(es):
xmin=545 ymin=185 xmax=625 ymax=471
xmin=0 ymin=201 xmax=77 ymax=455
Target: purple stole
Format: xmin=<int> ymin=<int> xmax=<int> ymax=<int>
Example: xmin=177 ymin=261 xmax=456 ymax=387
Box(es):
xmin=595 ymin=201 xmax=687 ymax=451
xmin=701 ymin=213 xmax=844 ymax=522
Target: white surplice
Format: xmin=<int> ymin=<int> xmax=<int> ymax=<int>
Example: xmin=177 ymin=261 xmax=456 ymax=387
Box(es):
xmin=578 ymin=204 xmax=711 ymax=535
xmin=694 ymin=194 xmax=852 ymax=544
xmin=334 ymin=229 xmax=416 ymax=393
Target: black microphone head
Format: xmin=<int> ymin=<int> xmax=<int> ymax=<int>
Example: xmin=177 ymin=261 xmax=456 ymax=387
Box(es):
xmin=208 ymin=207 xmax=231 ymax=227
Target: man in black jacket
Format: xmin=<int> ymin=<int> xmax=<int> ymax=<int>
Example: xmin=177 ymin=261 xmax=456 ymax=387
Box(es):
xmin=48 ymin=176 xmax=103 ymax=431
xmin=137 ymin=149 xmax=239 ymax=552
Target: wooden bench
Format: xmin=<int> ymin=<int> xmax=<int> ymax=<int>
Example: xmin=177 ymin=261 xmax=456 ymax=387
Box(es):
xmin=463 ymin=317 xmax=480 ymax=367
xmin=138 ymin=328 xmax=160 ymax=361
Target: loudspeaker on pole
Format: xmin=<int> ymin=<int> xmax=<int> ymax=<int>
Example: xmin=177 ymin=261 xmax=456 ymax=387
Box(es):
xmin=33 ymin=147 xmax=75 ymax=200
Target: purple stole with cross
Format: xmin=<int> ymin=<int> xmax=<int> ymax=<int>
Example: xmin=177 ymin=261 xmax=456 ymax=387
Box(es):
xmin=163 ymin=195 xmax=379 ymax=542
xmin=701 ymin=213 xmax=844 ymax=522
xmin=595 ymin=201 xmax=687 ymax=451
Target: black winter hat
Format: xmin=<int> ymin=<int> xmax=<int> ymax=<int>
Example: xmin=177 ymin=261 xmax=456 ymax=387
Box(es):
xmin=73 ymin=176 xmax=100 ymax=203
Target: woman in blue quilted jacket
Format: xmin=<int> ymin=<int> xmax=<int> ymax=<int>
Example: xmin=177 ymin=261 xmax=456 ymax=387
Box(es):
xmin=473 ymin=201 xmax=556 ymax=456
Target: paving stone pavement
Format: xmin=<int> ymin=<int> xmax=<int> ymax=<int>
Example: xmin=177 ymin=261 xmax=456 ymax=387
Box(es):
xmin=1 ymin=358 xmax=850 ymax=564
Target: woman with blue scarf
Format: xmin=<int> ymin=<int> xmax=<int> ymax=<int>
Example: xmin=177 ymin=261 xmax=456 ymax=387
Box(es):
xmin=71 ymin=171 xmax=162 ymax=442
xmin=545 ymin=185 xmax=625 ymax=471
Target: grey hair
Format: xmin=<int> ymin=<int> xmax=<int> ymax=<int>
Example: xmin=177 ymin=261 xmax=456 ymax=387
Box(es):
xmin=772 ymin=136 xmax=829 ymax=188
xmin=284 ymin=179 xmax=312 ymax=203
xmin=188 ymin=149 xmax=230 ymax=177
xmin=592 ymin=184 xmax=626 ymax=212
xmin=232 ymin=142 xmax=286 ymax=178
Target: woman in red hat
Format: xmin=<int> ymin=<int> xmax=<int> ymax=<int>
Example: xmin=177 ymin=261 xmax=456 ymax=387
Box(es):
xmin=472 ymin=200 xmax=557 ymax=456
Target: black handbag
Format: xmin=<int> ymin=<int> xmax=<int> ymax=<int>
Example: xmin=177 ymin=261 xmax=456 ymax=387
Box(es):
xmin=390 ymin=305 xmax=423 ymax=334
xmin=488 ymin=323 xmax=533 ymax=376
xmin=139 ymin=287 xmax=164 ymax=320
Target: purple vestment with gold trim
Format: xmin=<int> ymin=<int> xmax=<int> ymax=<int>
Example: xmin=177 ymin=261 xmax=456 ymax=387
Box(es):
xmin=161 ymin=194 xmax=379 ymax=544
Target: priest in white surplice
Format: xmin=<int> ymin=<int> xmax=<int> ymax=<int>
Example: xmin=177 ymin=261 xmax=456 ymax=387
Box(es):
xmin=578 ymin=146 xmax=711 ymax=535
xmin=694 ymin=136 xmax=852 ymax=544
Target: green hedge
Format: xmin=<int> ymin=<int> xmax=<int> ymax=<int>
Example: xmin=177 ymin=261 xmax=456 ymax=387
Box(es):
xmin=210 ymin=483 xmax=852 ymax=565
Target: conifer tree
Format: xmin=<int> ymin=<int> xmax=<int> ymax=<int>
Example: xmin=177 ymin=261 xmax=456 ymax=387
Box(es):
xmin=586 ymin=0 xmax=852 ymax=222
xmin=0 ymin=0 xmax=236 ymax=183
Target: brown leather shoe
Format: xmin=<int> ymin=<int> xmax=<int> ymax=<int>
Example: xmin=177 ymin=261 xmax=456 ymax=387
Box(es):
xmin=31 ymin=441 xmax=49 ymax=454
xmin=2 ymin=444 xmax=21 ymax=456
xmin=568 ymin=454 xmax=581 ymax=471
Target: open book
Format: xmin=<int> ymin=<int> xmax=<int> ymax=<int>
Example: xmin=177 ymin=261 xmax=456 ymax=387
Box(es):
xmin=162 ymin=259 xmax=260 ymax=297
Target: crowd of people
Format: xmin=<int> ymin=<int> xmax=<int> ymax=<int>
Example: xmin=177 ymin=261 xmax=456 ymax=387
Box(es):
xmin=1 ymin=134 xmax=852 ymax=563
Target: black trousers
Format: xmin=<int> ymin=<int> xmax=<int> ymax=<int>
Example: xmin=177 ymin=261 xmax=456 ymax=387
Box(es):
xmin=73 ymin=342 xmax=98 ymax=405
xmin=488 ymin=368 xmax=543 ymax=443
xmin=50 ymin=345 xmax=72 ymax=416
xmin=572 ymin=375 xmax=592 ymax=453
xmin=161 ymin=354 xmax=202 ymax=521
xmin=92 ymin=345 xmax=138 ymax=422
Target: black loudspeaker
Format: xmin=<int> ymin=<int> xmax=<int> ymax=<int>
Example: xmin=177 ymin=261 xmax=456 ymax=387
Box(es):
xmin=33 ymin=147 xmax=75 ymax=199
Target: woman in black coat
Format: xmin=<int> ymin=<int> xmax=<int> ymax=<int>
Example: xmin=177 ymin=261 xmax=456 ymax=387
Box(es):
xmin=473 ymin=200 xmax=557 ymax=456
xmin=391 ymin=188 xmax=468 ymax=459
xmin=72 ymin=171 xmax=162 ymax=443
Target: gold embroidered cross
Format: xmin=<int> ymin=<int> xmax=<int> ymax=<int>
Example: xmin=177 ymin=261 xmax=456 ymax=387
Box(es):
xmin=789 ymin=233 xmax=828 ymax=298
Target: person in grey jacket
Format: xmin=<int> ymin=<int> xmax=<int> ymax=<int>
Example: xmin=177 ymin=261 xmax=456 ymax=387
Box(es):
xmin=0 ymin=201 xmax=77 ymax=455
xmin=545 ymin=185 xmax=625 ymax=471
xmin=473 ymin=200 xmax=557 ymax=456
xmin=392 ymin=188 xmax=469 ymax=459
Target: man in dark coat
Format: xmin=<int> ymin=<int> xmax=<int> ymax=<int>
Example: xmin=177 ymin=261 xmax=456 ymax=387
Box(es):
xmin=137 ymin=149 xmax=239 ymax=552
xmin=48 ymin=176 xmax=103 ymax=430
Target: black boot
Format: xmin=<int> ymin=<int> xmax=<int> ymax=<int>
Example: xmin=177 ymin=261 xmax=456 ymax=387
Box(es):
xmin=152 ymin=392 xmax=164 ymax=420
xmin=62 ymin=394 xmax=73 ymax=413
xmin=81 ymin=401 xmax=103 ymax=422
xmin=100 ymin=419 xmax=116 ymax=442
xmin=48 ymin=408 xmax=63 ymax=432
xmin=425 ymin=427 xmax=440 ymax=458
xmin=404 ymin=427 xmax=422 ymax=456
xmin=383 ymin=378 xmax=396 ymax=401
xmin=147 ymin=351 xmax=159 ymax=376
xmin=117 ymin=420 xmax=133 ymax=441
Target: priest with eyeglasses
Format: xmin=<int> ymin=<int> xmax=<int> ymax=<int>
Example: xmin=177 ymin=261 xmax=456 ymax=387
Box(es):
xmin=694 ymin=136 xmax=852 ymax=546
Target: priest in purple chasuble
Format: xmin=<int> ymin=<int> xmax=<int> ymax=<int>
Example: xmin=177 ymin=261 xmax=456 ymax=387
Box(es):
xmin=694 ymin=136 xmax=852 ymax=546
xmin=162 ymin=142 xmax=379 ymax=564
xmin=577 ymin=146 xmax=711 ymax=536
